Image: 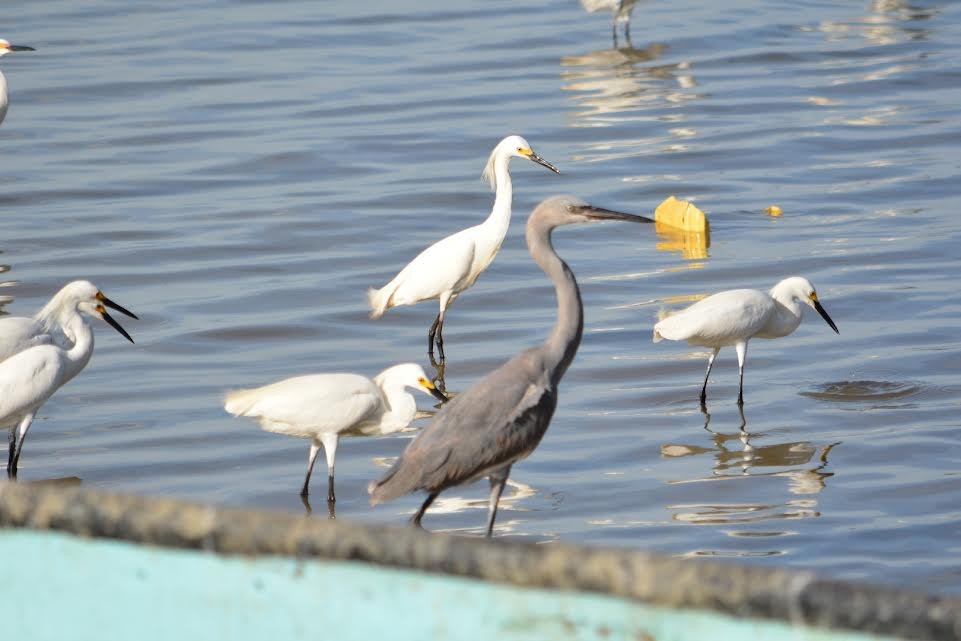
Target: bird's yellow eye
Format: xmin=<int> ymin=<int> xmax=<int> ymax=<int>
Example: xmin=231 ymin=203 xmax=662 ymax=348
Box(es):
xmin=517 ymin=147 xmax=533 ymax=156
xmin=809 ymin=292 xmax=818 ymax=301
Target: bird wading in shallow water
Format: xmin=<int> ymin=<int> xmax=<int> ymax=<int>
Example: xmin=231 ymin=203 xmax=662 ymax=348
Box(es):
xmin=0 ymin=38 xmax=35 ymax=128
xmin=1 ymin=281 xmax=137 ymax=477
xmin=225 ymin=363 xmax=448 ymax=504
xmin=369 ymin=195 xmax=652 ymax=537
xmin=653 ymin=276 xmax=839 ymax=407
xmin=579 ymin=0 xmax=639 ymax=47
xmin=367 ymin=135 xmax=559 ymax=364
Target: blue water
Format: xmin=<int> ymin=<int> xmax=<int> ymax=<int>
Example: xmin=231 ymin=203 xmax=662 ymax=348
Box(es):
xmin=2 ymin=0 xmax=960 ymax=594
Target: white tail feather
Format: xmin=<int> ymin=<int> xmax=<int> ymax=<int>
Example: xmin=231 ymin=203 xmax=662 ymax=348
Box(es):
xmin=367 ymin=285 xmax=392 ymax=319
xmin=224 ymin=388 xmax=258 ymax=417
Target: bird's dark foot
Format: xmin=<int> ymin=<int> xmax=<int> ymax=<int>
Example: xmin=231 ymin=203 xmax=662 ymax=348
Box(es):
xmin=327 ymin=475 xmax=336 ymax=504
xmin=326 ymin=500 xmax=336 ymax=521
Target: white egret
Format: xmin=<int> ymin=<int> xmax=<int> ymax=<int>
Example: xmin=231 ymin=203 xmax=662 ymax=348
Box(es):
xmin=1 ymin=281 xmax=138 ymax=477
xmin=580 ymin=0 xmax=639 ymax=46
xmin=653 ymin=276 xmax=839 ymax=406
xmin=369 ymin=196 xmax=653 ymax=537
xmin=367 ymin=135 xmax=559 ymax=362
xmin=224 ymin=363 xmax=448 ymax=503
xmin=0 ymin=38 xmax=35 ymax=127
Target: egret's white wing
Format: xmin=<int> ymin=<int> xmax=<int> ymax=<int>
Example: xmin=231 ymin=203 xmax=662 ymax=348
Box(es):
xmin=655 ymin=289 xmax=773 ymax=345
xmin=225 ymin=373 xmax=384 ymax=438
xmin=0 ymin=316 xmax=55 ymax=364
xmin=385 ymin=229 xmax=477 ymax=305
xmin=0 ymin=345 xmax=63 ymax=427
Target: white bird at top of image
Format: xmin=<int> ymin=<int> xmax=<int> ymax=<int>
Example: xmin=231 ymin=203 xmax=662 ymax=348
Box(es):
xmin=367 ymin=135 xmax=560 ymax=363
xmin=369 ymin=195 xmax=653 ymax=538
xmin=653 ymin=276 xmax=839 ymax=407
xmin=1 ymin=281 xmax=138 ymax=478
xmin=224 ymin=363 xmax=449 ymax=505
xmin=0 ymin=38 xmax=36 ymax=127
xmin=580 ymin=0 xmax=640 ymax=46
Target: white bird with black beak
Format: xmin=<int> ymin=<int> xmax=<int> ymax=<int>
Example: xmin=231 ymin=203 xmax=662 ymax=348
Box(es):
xmin=225 ymin=363 xmax=449 ymax=503
xmin=367 ymin=135 xmax=559 ymax=362
xmin=653 ymin=276 xmax=839 ymax=406
xmin=1 ymin=281 xmax=138 ymax=476
xmin=0 ymin=38 xmax=36 ymax=127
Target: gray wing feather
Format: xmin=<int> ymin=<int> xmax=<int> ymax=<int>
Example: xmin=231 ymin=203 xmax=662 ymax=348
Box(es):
xmin=371 ymin=349 xmax=556 ymax=503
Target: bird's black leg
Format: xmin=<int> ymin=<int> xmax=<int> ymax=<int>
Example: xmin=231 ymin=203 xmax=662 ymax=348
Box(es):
xmin=411 ymin=492 xmax=439 ymax=528
xmin=435 ymin=318 xmax=446 ymax=361
xmin=7 ymin=428 xmax=16 ymax=479
xmin=301 ymin=442 xmax=321 ymax=497
xmin=485 ymin=467 xmax=511 ymax=538
xmin=327 ymin=474 xmax=336 ymax=504
xmin=700 ymin=347 xmax=720 ymax=405
xmin=427 ymin=313 xmax=441 ymax=360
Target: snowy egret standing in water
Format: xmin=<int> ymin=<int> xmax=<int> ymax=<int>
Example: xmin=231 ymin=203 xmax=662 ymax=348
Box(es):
xmin=0 ymin=38 xmax=35 ymax=127
xmin=367 ymin=135 xmax=559 ymax=362
xmin=653 ymin=276 xmax=839 ymax=406
xmin=225 ymin=363 xmax=448 ymax=503
xmin=580 ymin=0 xmax=639 ymax=46
xmin=369 ymin=196 xmax=653 ymax=537
xmin=1 ymin=281 xmax=137 ymax=477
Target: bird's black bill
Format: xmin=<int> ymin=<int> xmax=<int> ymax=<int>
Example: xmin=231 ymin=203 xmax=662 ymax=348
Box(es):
xmin=429 ymin=387 xmax=450 ymax=403
xmin=529 ymin=152 xmax=560 ymax=174
xmin=101 ymin=309 xmax=135 ymax=344
xmin=813 ymin=299 xmax=839 ymax=334
xmin=10 ymin=45 xmax=35 ymax=52
xmin=579 ymin=205 xmax=654 ymax=224
xmin=97 ymin=292 xmax=139 ymax=319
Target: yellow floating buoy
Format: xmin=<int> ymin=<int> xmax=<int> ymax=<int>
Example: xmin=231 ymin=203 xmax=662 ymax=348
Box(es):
xmin=765 ymin=205 xmax=783 ymax=217
xmin=653 ymin=196 xmax=710 ymax=260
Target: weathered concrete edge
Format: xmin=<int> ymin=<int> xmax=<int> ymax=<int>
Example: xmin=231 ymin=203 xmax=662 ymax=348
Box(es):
xmin=0 ymin=481 xmax=957 ymax=641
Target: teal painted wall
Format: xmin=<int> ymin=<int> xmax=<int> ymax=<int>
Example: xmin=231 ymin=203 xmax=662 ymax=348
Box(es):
xmin=1 ymin=530 xmax=897 ymax=641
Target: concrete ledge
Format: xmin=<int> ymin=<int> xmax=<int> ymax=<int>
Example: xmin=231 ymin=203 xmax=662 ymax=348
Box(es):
xmin=1 ymin=481 xmax=958 ymax=641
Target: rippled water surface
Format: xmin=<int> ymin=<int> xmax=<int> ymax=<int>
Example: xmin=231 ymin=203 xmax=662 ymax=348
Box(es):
xmin=3 ymin=0 xmax=960 ymax=594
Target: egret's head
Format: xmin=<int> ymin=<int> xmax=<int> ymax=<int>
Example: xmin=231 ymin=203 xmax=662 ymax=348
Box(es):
xmin=0 ymin=39 xmax=36 ymax=58
xmin=530 ymin=194 xmax=654 ymax=229
xmin=378 ymin=363 xmax=449 ymax=403
xmin=483 ymin=135 xmax=559 ymax=189
xmin=778 ymin=276 xmax=839 ymax=334
xmin=61 ymin=280 xmax=138 ymax=343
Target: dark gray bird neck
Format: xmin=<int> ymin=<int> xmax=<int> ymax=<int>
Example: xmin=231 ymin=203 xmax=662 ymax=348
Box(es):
xmin=526 ymin=217 xmax=584 ymax=386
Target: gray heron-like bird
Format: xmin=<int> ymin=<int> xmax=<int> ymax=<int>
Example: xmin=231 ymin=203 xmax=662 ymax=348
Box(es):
xmin=369 ymin=195 xmax=652 ymax=536
xmin=0 ymin=38 xmax=35 ymax=128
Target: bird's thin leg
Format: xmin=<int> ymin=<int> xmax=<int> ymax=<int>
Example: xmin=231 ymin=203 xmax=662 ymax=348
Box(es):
xmin=427 ymin=313 xmax=441 ymax=360
xmin=612 ymin=20 xmax=619 ymax=47
xmin=7 ymin=427 xmax=16 ymax=478
xmin=700 ymin=348 xmax=721 ymax=406
xmin=320 ymin=432 xmax=339 ymax=504
xmin=411 ymin=492 xmax=439 ymax=528
xmin=735 ymin=341 xmax=749 ymax=406
xmin=485 ymin=466 xmax=511 ymax=538
xmin=9 ymin=413 xmax=35 ymax=478
xmin=301 ymin=441 xmax=321 ymax=497
xmin=435 ymin=292 xmax=454 ymax=362
xmin=623 ymin=18 xmax=632 ymax=47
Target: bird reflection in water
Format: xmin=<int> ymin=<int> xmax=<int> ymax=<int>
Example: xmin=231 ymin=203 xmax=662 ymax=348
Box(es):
xmin=661 ymin=405 xmax=841 ymax=528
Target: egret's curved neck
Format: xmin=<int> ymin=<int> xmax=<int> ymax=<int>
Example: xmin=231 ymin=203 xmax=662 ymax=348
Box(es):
xmin=527 ymin=218 xmax=583 ymax=385
xmin=766 ymin=287 xmax=804 ymax=337
xmin=483 ymin=154 xmax=513 ymax=239
xmin=61 ymin=314 xmax=95 ymax=382
xmin=378 ymin=384 xmax=417 ymax=433
xmin=36 ymin=289 xmax=75 ymax=331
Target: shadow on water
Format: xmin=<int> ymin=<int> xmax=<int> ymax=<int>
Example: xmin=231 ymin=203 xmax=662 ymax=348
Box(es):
xmin=661 ymin=406 xmax=841 ymax=545
xmin=802 ymin=380 xmax=922 ymax=408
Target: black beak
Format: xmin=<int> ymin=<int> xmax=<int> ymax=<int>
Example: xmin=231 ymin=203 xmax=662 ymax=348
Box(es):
xmin=97 ymin=292 xmax=139 ymax=319
xmin=579 ymin=205 xmax=654 ymax=224
xmin=9 ymin=45 xmax=35 ymax=52
xmin=429 ymin=387 xmax=449 ymax=403
xmin=528 ymin=152 xmax=560 ymax=174
xmin=99 ymin=307 xmax=135 ymax=344
xmin=813 ymin=299 xmax=839 ymax=334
